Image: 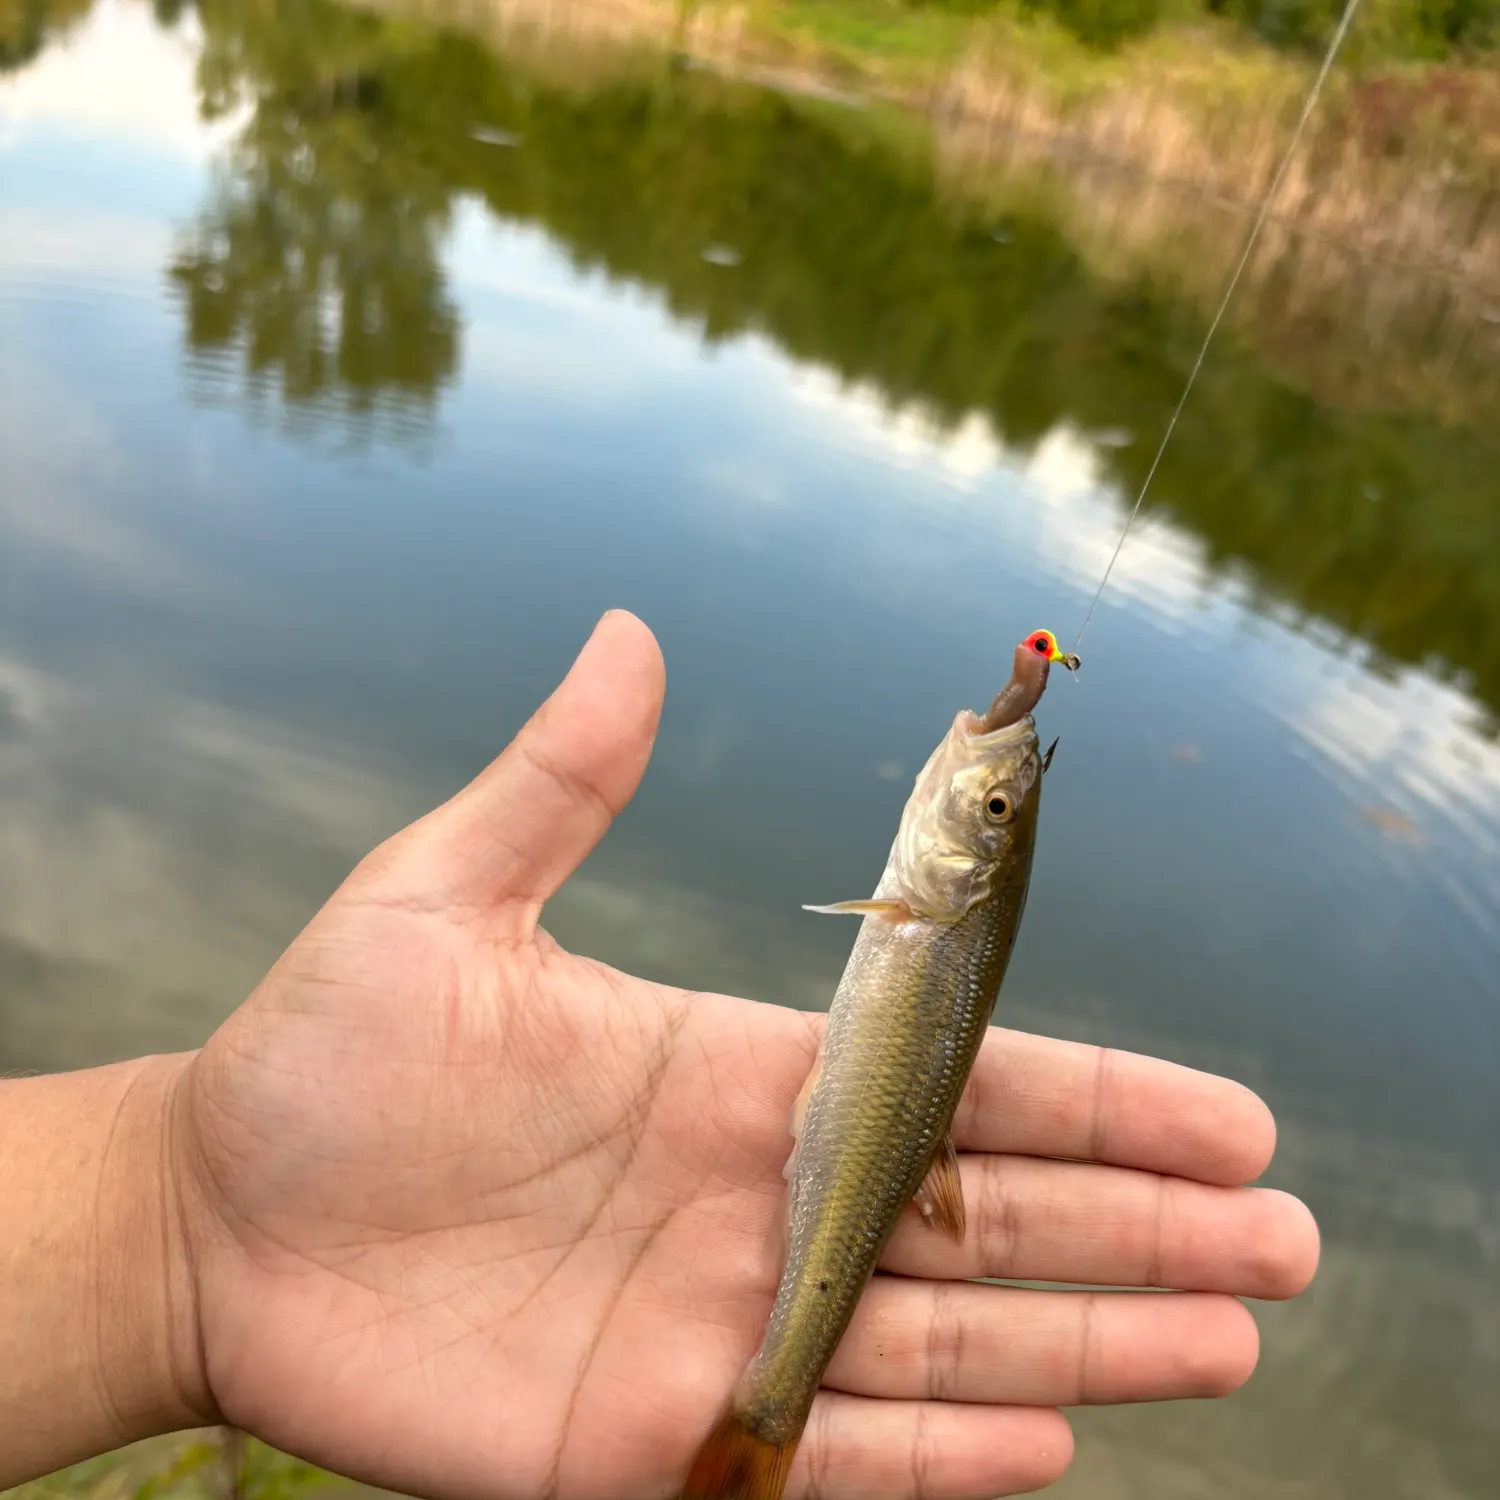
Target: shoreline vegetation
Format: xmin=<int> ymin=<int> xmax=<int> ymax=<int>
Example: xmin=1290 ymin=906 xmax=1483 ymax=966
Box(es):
xmin=366 ymin=0 xmax=1499 ymax=430
xmin=392 ymin=0 xmax=1500 ymax=298
xmin=4 ymin=1428 xmax=377 ymax=1500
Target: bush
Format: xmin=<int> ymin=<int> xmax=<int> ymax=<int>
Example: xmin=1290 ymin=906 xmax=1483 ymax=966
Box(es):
xmin=1212 ymin=0 xmax=1496 ymax=59
xmin=908 ymin=0 xmax=1499 ymax=57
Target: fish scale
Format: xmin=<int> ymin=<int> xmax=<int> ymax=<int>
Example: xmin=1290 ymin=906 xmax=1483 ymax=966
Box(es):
xmin=743 ymin=843 xmax=1034 ymax=1444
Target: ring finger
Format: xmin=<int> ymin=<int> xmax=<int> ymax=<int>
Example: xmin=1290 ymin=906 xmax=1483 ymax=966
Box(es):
xmin=824 ymin=1278 xmax=1259 ymax=1406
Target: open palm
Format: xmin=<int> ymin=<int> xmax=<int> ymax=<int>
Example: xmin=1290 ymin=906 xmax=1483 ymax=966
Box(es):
xmin=175 ymin=611 xmax=1318 ymax=1500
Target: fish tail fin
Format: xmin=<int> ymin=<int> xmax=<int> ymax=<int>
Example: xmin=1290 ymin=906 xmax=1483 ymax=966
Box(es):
xmin=680 ymin=1412 xmax=799 ymax=1500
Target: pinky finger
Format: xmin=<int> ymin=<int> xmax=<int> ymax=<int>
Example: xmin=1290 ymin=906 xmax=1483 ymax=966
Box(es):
xmin=787 ymin=1394 xmax=1074 ymax=1500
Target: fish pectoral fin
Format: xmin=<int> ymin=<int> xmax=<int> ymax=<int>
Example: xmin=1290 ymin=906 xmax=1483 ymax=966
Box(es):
xmin=801 ymin=898 xmax=914 ymax=921
xmin=913 ymin=1133 xmax=965 ymax=1242
xmin=783 ymin=1051 xmax=822 ymax=1184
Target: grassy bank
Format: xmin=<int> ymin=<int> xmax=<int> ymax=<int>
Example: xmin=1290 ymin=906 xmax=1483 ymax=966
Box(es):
xmin=1 ymin=1430 xmax=367 ymax=1500
xmin=412 ymin=0 xmax=1500 ymax=289
xmin=697 ymin=0 xmax=1500 ymax=174
xmin=686 ymin=0 xmax=1499 ymax=278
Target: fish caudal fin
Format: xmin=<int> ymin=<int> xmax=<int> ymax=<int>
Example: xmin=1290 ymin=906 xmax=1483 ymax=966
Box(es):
xmin=914 ymin=1133 xmax=965 ymax=1242
xmin=679 ymin=1413 xmax=798 ymax=1500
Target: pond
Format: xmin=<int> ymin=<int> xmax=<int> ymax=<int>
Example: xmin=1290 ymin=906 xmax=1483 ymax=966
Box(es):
xmin=1 ymin=1 xmax=1497 ymax=1496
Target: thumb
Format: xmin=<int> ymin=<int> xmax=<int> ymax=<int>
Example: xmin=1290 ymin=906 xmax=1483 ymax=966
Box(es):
xmin=377 ymin=610 xmax=665 ymax=923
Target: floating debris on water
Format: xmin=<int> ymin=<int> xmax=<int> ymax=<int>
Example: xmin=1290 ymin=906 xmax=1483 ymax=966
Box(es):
xmin=702 ymin=244 xmax=741 ymax=267
xmin=1358 ymin=804 xmax=1427 ymax=847
xmin=471 ymin=125 xmax=521 ymax=147
xmin=1091 ymin=426 xmax=1135 ymax=448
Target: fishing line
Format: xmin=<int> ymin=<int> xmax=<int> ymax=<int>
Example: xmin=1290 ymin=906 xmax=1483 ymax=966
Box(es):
xmin=1067 ymin=0 xmax=1365 ymax=657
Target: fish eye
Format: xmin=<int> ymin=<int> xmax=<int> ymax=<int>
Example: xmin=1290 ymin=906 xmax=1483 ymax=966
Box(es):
xmin=983 ymin=789 xmax=1014 ymax=824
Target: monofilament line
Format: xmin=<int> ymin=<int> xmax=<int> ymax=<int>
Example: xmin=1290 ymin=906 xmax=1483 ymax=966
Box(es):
xmin=1068 ymin=0 xmax=1364 ymax=657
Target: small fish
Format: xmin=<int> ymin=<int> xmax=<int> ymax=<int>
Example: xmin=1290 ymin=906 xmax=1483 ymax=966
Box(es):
xmin=681 ymin=628 xmax=1076 ymax=1500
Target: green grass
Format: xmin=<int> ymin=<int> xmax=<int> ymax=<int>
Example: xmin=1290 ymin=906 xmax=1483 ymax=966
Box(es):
xmin=746 ymin=0 xmax=972 ymax=67
xmin=701 ymin=0 xmax=1302 ymax=104
xmin=2 ymin=1433 xmax=362 ymax=1500
xmin=686 ymin=0 xmax=1499 ymax=186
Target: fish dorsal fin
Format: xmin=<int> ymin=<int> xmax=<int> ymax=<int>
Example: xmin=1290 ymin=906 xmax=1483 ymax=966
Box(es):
xmin=913 ymin=1133 xmax=965 ymax=1242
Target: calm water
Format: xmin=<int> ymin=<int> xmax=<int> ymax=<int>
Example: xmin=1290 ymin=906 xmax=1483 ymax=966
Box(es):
xmin=3 ymin=0 xmax=1498 ymax=1495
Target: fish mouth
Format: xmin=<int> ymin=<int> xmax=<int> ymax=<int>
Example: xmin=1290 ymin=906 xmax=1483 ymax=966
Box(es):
xmin=962 ymin=710 xmax=1037 ymax=746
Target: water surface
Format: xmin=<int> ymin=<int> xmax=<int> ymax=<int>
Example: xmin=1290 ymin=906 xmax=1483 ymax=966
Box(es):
xmin=2 ymin=2 xmax=1497 ymax=1496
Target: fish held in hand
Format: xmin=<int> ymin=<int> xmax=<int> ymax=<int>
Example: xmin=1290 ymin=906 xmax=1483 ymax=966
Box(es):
xmin=680 ymin=628 xmax=1074 ymax=1500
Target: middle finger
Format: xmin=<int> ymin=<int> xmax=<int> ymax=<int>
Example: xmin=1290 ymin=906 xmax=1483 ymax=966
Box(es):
xmin=878 ymin=1154 xmax=1318 ymax=1298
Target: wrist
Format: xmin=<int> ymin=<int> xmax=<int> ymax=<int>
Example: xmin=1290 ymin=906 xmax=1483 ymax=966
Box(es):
xmin=95 ymin=1053 xmax=220 ymax=1443
xmin=0 ymin=1054 xmax=218 ymax=1485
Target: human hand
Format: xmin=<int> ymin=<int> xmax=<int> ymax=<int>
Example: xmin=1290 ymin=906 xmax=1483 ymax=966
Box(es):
xmin=165 ymin=610 xmax=1317 ymax=1500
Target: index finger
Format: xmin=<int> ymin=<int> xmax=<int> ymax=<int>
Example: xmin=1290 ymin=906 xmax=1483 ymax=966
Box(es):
xmin=952 ymin=1028 xmax=1276 ymax=1187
